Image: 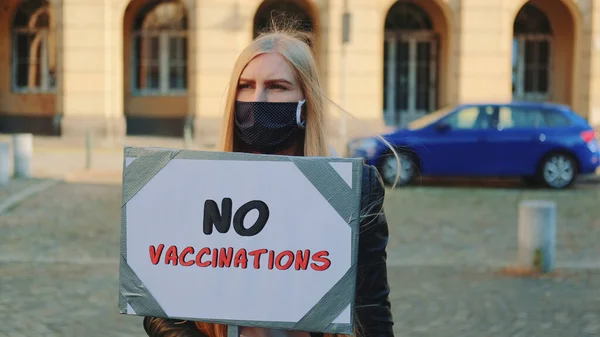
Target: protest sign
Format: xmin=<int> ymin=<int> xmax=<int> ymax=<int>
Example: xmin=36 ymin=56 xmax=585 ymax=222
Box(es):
xmin=119 ymin=146 xmax=363 ymax=334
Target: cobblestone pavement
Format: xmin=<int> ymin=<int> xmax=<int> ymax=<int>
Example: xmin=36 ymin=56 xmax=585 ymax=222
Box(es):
xmin=0 ymin=178 xmax=50 ymax=201
xmin=1 ymin=179 xmax=599 ymax=336
xmin=388 ymin=266 xmax=600 ymax=337
xmin=384 ymin=184 xmax=600 ymax=269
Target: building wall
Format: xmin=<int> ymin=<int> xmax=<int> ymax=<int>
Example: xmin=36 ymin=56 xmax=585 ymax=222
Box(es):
xmin=581 ymin=0 xmax=600 ymax=126
xmin=0 ymin=0 xmax=599 ymax=147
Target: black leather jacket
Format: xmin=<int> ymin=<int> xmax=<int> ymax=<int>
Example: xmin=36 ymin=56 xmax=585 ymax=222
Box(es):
xmin=143 ymin=164 xmax=394 ymax=337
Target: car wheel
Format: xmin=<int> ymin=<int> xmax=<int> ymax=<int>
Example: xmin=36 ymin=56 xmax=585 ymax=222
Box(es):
xmin=378 ymin=151 xmax=416 ymax=187
xmin=538 ymin=152 xmax=577 ymax=189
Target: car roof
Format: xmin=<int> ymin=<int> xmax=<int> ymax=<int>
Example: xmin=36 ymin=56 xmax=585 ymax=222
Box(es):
xmin=456 ymin=101 xmax=571 ymax=111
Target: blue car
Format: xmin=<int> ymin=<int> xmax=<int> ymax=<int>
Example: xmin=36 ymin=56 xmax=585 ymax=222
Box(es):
xmin=348 ymin=102 xmax=600 ymax=189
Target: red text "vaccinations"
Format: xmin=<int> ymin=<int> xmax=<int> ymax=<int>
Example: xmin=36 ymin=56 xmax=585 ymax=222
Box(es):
xmin=149 ymin=245 xmax=332 ymax=271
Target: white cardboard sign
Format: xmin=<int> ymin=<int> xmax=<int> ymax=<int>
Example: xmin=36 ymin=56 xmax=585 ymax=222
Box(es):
xmin=119 ymin=147 xmax=363 ymax=334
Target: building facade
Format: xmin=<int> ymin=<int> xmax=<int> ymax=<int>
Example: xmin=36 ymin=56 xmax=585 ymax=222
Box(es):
xmin=1 ymin=0 xmax=599 ymax=148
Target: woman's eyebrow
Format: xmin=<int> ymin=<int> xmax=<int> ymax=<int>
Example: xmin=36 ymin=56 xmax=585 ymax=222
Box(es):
xmin=238 ymin=78 xmax=295 ymax=85
xmin=265 ymin=79 xmax=294 ymax=85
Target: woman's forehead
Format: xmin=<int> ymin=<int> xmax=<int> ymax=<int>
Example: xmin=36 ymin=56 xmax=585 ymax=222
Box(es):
xmin=240 ymin=52 xmax=297 ymax=83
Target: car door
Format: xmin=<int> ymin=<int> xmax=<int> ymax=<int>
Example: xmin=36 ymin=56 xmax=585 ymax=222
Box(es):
xmin=420 ymin=105 xmax=496 ymax=176
xmin=485 ymin=105 xmax=548 ymax=176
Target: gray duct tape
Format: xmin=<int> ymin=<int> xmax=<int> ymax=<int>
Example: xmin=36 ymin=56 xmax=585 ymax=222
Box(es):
xmin=292 ymin=264 xmax=357 ymax=332
xmin=120 ymin=150 xmax=128 ymax=313
xmin=119 ymin=292 xmax=127 ymax=314
xmin=119 ymin=205 xmax=127 ymax=313
xmin=228 ymin=325 xmax=239 ymax=337
xmin=120 ymin=255 xmax=167 ymax=317
xmin=121 ymin=149 xmax=180 ymax=206
xmin=173 ymin=149 xmax=286 ymax=162
xmin=125 ymin=146 xmax=361 ymax=164
xmin=290 ymin=157 xmax=360 ymax=225
xmin=120 ymin=205 xmax=127 ymax=258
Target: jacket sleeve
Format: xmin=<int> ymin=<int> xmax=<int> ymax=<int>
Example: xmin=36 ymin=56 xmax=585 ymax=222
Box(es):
xmin=354 ymin=165 xmax=394 ymax=337
xmin=143 ymin=316 xmax=208 ymax=337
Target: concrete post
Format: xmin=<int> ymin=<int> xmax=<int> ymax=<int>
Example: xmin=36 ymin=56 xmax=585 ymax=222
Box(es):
xmin=13 ymin=133 xmax=32 ymax=178
xmin=518 ymin=200 xmax=557 ymax=273
xmin=183 ymin=122 xmax=193 ymax=150
xmin=86 ymin=130 xmax=94 ymax=169
xmin=0 ymin=142 xmax=9 ymax=186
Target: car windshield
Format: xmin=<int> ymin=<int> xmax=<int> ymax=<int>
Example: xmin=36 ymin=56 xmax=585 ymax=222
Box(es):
xmin=407 ymin=106 xmax=455 ymax=130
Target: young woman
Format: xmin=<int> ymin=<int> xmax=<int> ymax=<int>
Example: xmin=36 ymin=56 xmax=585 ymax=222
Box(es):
xmin=143 ymin=25 xmax=395 ymax=337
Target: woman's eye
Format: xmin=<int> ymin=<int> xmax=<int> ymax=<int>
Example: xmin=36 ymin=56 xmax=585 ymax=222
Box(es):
xmin=237 ymin=83 xmax=252 ymax=90
xmin=269 ymin=84 xmax=287 ymax=90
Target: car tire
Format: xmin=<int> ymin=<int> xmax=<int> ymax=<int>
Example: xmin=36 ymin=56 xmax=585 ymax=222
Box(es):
xmin=377 ymin=150 xmax=417 ymax=187
xmin=537 ymin=152 xmax=577 ymax=189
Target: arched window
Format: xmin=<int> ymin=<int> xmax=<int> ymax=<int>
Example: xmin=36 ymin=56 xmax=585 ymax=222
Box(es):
xmin=384 ymin=2 xmax=433 ymax=31
xmin=12 ymin=0 xmax=56 ymax=92
xmin=132 ymin=0 xmax=187 ymax=94
xmin=252 ymin=0 xmax=315 ymax=52
xmin=383 ymin=1 xmax=438 ymax=127
xmin=514 ymin=4 xmax=552 ymax=35
xmin=512 ymin=3 xmax=552 ymax=101
xmin=253 ymin=0 xmax=314 ymax=41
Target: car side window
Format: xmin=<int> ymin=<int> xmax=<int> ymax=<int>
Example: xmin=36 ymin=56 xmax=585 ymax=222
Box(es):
xmin=542 ymin=110 xmax=571 ymax=127
xmin=497 ymin=106 xmax=544 ymax=130
xmin=444 ymin=106 xmax=492 ymax=130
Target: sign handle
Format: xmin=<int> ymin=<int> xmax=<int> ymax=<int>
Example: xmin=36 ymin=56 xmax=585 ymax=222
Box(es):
xmin=228 ymin=325 xmax=239 ymax=337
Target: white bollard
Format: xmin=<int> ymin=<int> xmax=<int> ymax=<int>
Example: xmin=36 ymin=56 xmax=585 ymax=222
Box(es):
xmin=13 ymin=133 xmax=33 ymax=178
xmin=0 ymin=142 xmax=9 ymax=186
xmin=86 ymin=130 xmax=93 ymax=169
xmin=183 ymin=123 xmax=192 ymax=150
xmin=518 ymin=200 xmax=557 ymax=273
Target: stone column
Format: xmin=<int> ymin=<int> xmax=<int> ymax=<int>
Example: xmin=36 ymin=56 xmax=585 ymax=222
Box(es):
xmin=454 ymin=1 xmax=513 ymax=103
xmin=581 ymin=0 xmax=600 ymax=129
xmin=184 ymin=0 xmax=198 ymax=148
xmin=192 ymin=0 xmax=253 ymax=148
xmin=320 ymin=1 xmax=389 ymax=154
xmin=58 ymin=0 xmax=125 ymax=141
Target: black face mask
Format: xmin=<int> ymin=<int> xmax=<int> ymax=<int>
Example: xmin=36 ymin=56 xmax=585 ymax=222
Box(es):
xmin=234 ymin=100 xmax=306 ymax=154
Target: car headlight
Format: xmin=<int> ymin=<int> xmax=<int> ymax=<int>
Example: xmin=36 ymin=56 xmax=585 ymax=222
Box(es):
xmin=348 ymin=138 xmax=378 ymax=158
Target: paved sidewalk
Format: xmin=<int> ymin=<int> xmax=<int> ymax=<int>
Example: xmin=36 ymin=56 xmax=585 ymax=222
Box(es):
xmin=0 ymin=134 xmax=216 ymax=180
xmin=0 ymin=134 xmax=214 ymax=151
xmin=2 ymin=133 xmax=599 ymax=184
xmin=1 ymin=179 xmax=599 ymax=336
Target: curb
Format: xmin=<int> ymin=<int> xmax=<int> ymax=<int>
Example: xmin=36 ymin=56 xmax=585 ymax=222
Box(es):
xmin=579 ymin=175 xmax=600 ymax=185
xmin=0 ymin=179 xmax=62 ymax=215
xmin=387 ymin=259 xmax=600 ymax=270
xmin=0 ymin=256 xmax=117 ymax=265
